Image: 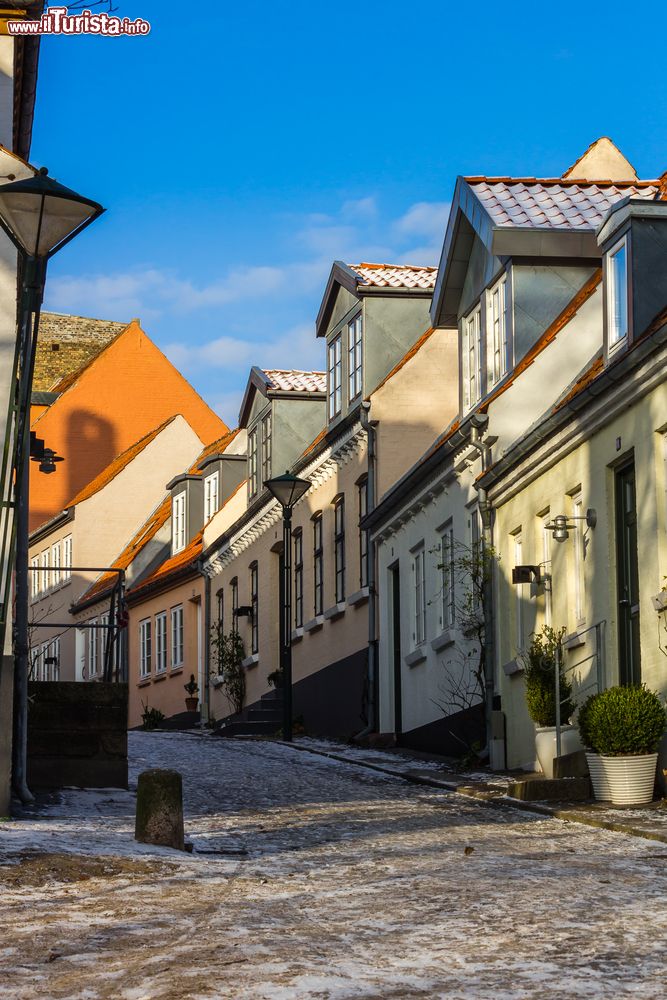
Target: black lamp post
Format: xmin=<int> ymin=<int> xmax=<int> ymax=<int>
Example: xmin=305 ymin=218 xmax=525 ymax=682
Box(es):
xmin=264 ymin=471 xmax=311 ymax=741
xmin=0 ymin=166 xmax=104 ymax=803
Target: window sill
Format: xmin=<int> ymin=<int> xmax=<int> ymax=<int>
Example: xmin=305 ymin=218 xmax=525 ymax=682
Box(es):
xmin=304 ymin=616 xmax=324 ymax=634
xmin=324 ymin=603 xmax=346 ymax=622
xmin=564 ymin=631 xmax=586 ymax=651
xmin=241 ymin=653 xmax=259 ymax=669
xmin=291 ymin=627 xmax=304 ymax=644
xmin=348 ymin=587 xmax=369 ymax=608
xmin=431 ymin=629 xmax=455 ymax=652
xmin=153 ymin=672 xmax=167 ymax=683
xmin=404 ymin=647 xmax=427 ymax=668
xmin=137 ymin=677 xmax=151 ymax=688
xmin=170 ymin=666 xmax=184 ymax=676
xmin=503 ymin=658 xmax=524 ymax=678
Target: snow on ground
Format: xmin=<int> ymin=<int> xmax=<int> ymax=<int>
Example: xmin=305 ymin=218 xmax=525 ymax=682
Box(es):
xmin=1 ymin=731 xmax=667 ymax=999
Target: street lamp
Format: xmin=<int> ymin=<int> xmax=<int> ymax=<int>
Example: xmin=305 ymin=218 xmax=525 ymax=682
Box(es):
xmin=264 ymin=471 xmax=311 ymax=742
xmin=0 ymin=166 xmax=104 ymax=803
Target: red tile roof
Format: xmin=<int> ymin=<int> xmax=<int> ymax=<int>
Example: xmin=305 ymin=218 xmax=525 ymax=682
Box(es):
xmin=348 ymin=263 xmax=437 ymax=290
xmin=68 ymin=416 xmax=178 ymax=507
xmin=261 ymin=369 xmax=326 ymax=393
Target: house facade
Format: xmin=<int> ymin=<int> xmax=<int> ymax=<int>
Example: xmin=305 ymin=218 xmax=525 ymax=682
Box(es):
xmin=202 ymin=262 xmax=460 ymax=738
xmin=365 ymin=139 xmax=663 ymax=762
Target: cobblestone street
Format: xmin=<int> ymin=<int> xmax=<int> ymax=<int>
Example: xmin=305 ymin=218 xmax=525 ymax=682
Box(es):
xmin=2 ymin=732 xmax=667 ymax=999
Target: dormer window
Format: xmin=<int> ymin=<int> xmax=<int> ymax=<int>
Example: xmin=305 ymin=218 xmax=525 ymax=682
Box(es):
xmin=172 ymin=492 xmax=186 ymax=553
xmin=204 ymin=471 xmax=219 ymax=521
xmin=328 ymin=334 xmax=342 ymax=419
xmin=348 ymin=313 xmax=363 ymax=400
xmin=464 ymin=305 xmax=482 ymax=410
xmin=607 ymin=236 xmax=628 ymax=350
xmin=261 ymin=412 xmax=272 ymax=483
xmin=489 ymin=276 xmax=507 ymax=385
xmin=248 ymin=427 xmax=258 ymax=497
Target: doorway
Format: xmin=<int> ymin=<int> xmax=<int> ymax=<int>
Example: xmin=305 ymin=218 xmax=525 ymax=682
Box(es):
xmin=390 ymin=563 xmax=402 ymax=737
xmin=615 ymin=460 xmax=641 ymax=685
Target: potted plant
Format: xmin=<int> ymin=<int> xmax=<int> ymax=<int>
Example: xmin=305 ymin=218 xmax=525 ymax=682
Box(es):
xmin=184 ymin=674 xmax=199 ymax=712
xmin=578 ymin=685 xmax=666 ymax=804
xmin=522 ymin=625 xmax=580 ymax=778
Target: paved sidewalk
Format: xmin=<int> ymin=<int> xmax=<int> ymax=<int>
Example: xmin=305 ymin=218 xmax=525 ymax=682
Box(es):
xmin=2 ymin=732 xmax=667 ymax=998
xmin=290 ymin=737 xmax=667 ymax=845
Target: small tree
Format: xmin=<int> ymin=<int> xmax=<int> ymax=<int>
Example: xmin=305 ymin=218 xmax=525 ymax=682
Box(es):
xmin=520 ymin=625 xmax=574 ymax=727
xmin=210 ymin=627 xmax=246 ymax=717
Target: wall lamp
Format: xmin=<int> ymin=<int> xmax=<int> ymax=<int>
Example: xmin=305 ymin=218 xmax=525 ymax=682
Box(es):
xmin=544 ymin=508 xmax=597 ymax=543
xmin=234 ymin=605 xmax=253 ymax=619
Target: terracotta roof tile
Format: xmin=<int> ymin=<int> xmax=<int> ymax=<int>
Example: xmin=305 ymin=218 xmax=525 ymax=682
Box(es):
xmin=368 ymin=328 xmax=436 ymax=397
xmin=128 ymin=532 xmax=203 ymax=598
xmin=467 ymin=179 xmax=658 ymax=231
xmin=188 ymin=428 xmax=241 ymax=474
xmin=554 ymin=355 xmax=605 ymax=411
xmin=261 ymin=369 xmax=326 ymax=393
xmin=68 ymin=416 xmax=178 ymax=507
xmin=347 ymin=263 xmax=437 ymax=290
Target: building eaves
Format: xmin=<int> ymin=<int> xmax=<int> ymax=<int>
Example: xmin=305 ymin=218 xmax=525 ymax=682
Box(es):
xmin=68 ymin=415 xmax=178 ymax=507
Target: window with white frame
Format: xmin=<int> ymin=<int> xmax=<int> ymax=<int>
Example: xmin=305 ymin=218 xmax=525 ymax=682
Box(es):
xmin=89 ymin=619 xmax=99 ymax=677
xmin=172 ymin=492 xmax=186 ymax=553
xmin=41 ymin=641 xmax=50 ymax=682
xmin=334 ymin=496 xmax=345 ymax=603
xmin=261 ymin=412 xmax=272 ymax=484
xmin=155 ymin=611 xmax=167 ymax=673
xmin=294 ymin=530 xmax=303 ymax=629
xmin=313 ymin=515 xmax=323 ymax=616
xmin=464 ymin=305 xmax=482 ymax=409
xmin=250 ymin=562 xmax=259 ymax=654
xmin=439 ymin=522 xmax=455 ymax=630
xmin=40 ymin=549 xmax=50 ymax=593
xmin=140 ymin=618 xmax=152 ymax=678
xmin=171 ymin=605 xmax=184 ymax=667
xmin=204 ymin=471 xmax=220 ymax=521
xmin=31 ymin=644 xmax=42 ymax=681
xmin=30 ymin=556 xmax=39 ymax=599
xmin=513 ymin=530 xmax=524 ymax=652
xmin=348 ymin=313 xmax=363 ymax=400
xmin=248 ymin=427 xmax=258 ymax=496
xmin=231 ymin=578 xmax=239 ymax=632
xmin=63 ymin=535 xmax=72 ymax=580
xmin=469 ymin=506 xmax=482 ymax=613
xmin=489 ymin=276 xmax=508 ymax=384
xmin=607 ymin=236 xmax=628 ymax=348
xmin=217 ymin=589 xmax=224 ymax=632
xmin=100 ymin=613 xmax=110 ymax=675
xmin=328 ymin=334 xmax=342 ymax=419
xmin=358 ymin=478 xmax=368 ymax=589
xmin=50 ymin=637 xmax=60 ymax=681
xmin=541 ymin=512 xmax=552 ymax=627
xmin=413 ymin=546 xmax=426 ymax=646
xmin=572 ymin=493 xmax=586 ymax=626
xmin=51 ymin=542 xmax=61 ymax=588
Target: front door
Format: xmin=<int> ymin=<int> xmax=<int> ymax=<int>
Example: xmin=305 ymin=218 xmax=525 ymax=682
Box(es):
xmin=390 ymin=564 xmax=402 ymax=737
xmin=615 ymin=461 xmax=641 ymax=685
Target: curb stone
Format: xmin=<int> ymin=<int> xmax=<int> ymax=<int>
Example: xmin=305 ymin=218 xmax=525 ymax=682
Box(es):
xmin=271 ymin=739 xmax=667 ymax=846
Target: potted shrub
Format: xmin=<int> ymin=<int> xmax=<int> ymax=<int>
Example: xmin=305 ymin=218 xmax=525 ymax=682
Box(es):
xmin=578 ymin=685 xmax=666 ymax=804
xmin=522 ymin=626 xmax=580 ymax=778
xmin=184 ymin=674 xmax=199 ymax=712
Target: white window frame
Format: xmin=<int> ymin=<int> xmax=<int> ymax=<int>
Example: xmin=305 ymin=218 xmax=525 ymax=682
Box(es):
xmin=248 ymin=427 xmax=258 ymax=497
xmin=513 ymin=530 xmax=524 ymax=652
xmin=541 ymin=512 xmax=552 ymax=628
xmin=30 ymin=556 xmax=39 ymax=599
xmin=89 ymin=619 xmax=99 ymax=677
xmin=51 ymin=542 xmax=61 ymax=588
xmin=204 ymin=471 xmax=220 ymax=522
xmin=140 ymin=619 xmax=152 ymax=678
xmin=348 ymin=313 xmax=363 ymax=401
xmin=572 ymin=493 xmax=586 ymax=627
xmin=99 ymin=613 xmax=110 ymax=674
xmin=328 ymin=334 xmax=342 ymax=419
xmin=41 ymin=641 xmax=50 ymax=682
xmin=413 ymin=545 xmax=426 ymax=647
xmin=261 ymin=412 xmax=272 ymax=484
xmin=40 ymin=549 xmax=50 ymax=593
xmin=172 ymin=492 xmax=186 ymax=553
xmin=171 ymin=605 xmax=184 ymax=668
xmin=155 ymin=611 xmax=167 ymax=674
xmin=51 ymin=637 xmax=60 ymax=681
xmin=607 ymin=235 xmax=629 ymax=350
xmin=488 ymin=276 xmax=508 ymax=385
xmin=63 ymin=535 xmax=72 ymax=581
xmin=464 ymin=305 xmax=482 ymax=410
xmin=439 ymin=522 xmax=455 ymax=630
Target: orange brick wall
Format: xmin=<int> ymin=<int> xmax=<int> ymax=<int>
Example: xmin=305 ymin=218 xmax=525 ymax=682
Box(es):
xmin=30 ymin=321 xmax=227 ymax=531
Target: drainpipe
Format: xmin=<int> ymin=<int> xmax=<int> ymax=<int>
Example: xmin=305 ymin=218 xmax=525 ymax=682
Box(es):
xmin=357 ymin=401 xmax=378 ymax=739
xmin=468 ymin=413 xmax=495 ymax=760
xmin=201 ymin=563 xmax=211 ymax=729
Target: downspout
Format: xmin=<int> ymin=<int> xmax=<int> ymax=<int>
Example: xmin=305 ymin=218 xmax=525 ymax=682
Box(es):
xmin=357 ymin=401 xmax=378 ymax=739
xmin=468 ymin=414 xmax=495 ymax=761
xmin=201 ymin=562 xmax=211 ymax=728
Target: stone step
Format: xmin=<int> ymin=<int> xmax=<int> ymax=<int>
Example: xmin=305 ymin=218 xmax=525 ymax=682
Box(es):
xmin=247 ymin=707 xmax=282 ymax=723
xmin=260 ymin=689 xmax=283 ymax=704
xmin=507 ymin=776 xmax=591 ymax=802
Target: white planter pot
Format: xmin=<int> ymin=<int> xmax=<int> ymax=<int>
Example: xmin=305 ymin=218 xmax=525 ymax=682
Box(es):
xmin=535 ymin=725 xmax=583 ymax=779
xmin=585 ymin=752 xmax=658 ymax=805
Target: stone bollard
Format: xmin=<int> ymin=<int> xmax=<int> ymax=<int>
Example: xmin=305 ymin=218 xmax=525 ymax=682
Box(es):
xmin=135 ymin=768 xmax=185 ymax=850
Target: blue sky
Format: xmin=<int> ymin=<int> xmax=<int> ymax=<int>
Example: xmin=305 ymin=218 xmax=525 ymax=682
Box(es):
xmin=30 ymin=1 xmax=667 ymax=426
